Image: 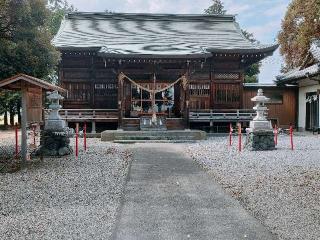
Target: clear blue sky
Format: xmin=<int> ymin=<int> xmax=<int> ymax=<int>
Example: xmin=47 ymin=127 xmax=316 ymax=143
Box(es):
xmin=66 ymin=0 xmax=292 ymax=83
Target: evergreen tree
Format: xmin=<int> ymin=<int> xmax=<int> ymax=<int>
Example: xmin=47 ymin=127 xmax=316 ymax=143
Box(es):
xmin=47 ymin=0 xmax=75 ymax=35
xmin=241 ymin=30 xmax=261 ymax=83
xmin=204 ymin=0 xmax=227 ymax=15
xmin=204 ymin=0 xmax=260 ymax=83
xmin=278 ymin=0 xmax=320 ymax=69
xmin=0 ymin=0 xmax=60 ymax=126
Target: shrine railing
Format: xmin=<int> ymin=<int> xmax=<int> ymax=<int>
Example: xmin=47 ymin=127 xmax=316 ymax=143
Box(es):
xmin=44 ymin=109 xmax=118 ymax=122
xmin=189 ymin=109 xmax=256 ymax=122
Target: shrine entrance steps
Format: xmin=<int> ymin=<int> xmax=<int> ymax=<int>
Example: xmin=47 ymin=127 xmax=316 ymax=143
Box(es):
xmin=101 ymin=130 xmax=206 ymax=143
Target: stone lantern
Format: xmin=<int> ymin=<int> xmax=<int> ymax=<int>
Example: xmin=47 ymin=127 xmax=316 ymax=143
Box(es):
xmin=246 ymin=89 xmax=275 ymax=151
xmin=35 ymin=91 xmax=73 ymax=156
xmin=45 ymin=90 xmax=66 ymax=130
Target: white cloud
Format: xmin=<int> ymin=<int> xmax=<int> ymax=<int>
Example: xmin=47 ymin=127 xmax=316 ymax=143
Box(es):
xmin=246 ymin=20 xmax=280 ymax=43
xmin=264 ymin=3 xmax=288 ymax=17
xmin=224 ymin=1 xmax=252 ymax=15
xmin=259 ymin=49 xmax=284 ymax=83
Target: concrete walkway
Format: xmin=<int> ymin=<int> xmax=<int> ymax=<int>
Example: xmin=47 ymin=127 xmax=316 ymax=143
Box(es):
xmin=112 ymin=143 xmax=276 ymax=240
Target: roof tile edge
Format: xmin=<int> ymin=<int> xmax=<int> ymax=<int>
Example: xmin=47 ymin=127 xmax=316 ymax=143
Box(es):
xmin=66 ymin=12 xmax=236 ymax=21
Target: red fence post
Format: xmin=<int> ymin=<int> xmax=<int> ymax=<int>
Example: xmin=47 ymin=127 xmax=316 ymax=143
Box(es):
xmin=229 ymin=123 xmax=233 ymax=146
xmin=290 ymin=124 xmax=294 ymax=150
xmin=75 ymin=123 xmax=79 ymax=158
xmin=84 ymin=122 xmax=87 ymax=152
xmin=15 ymin=123 xmax=18 ymax=158
xmin=238 ymin=123 xmax=242 ymax=152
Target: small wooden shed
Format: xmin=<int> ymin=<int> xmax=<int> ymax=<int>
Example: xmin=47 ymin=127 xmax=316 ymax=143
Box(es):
xmin=0 ymin=73 xmax=66 ymax=162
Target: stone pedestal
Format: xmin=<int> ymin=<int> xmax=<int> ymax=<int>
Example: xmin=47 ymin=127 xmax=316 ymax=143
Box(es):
xmin=35 ymin=130 xmax=73 ymax=156
xmin=246 ymin=129 xmax=275 ymax=151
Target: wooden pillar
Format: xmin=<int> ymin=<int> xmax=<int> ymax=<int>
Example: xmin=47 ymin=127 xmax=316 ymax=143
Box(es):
xmin=182 ymin=74 xmax=190 ymax=129
xmin=185 ymin=80 xmax=190 ymax=129
xmin=239 ymin=71 xmax=244 ymax=109
xmin=90 ymin=55 xmax=95 ymax=108
xmin=21 ymin=83 xmax=28 ymax=164
xmin=117 ymin=73 xmax=124 ymax=130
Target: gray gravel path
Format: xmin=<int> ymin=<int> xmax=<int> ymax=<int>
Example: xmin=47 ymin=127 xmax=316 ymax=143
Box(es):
xmin=113 ymin=143 xmax=275 ymax=240
xmin=187 ymin=135 xmax=320 ymax=240
xmin=0 ymin=138 xmax=131 ymax=240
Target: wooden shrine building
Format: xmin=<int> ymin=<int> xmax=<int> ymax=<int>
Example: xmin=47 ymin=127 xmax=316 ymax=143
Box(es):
xmin=52 ymin=12 xmax=280 ymax=131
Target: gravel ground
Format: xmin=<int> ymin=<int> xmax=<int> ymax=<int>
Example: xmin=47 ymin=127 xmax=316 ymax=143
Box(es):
xmin=0 ymin=135 xmax=131 ymax=240
xmin=0 ymin=131 xmax=19 ymax=161
xmin=187 ymin=135 xmax=320 ymax=240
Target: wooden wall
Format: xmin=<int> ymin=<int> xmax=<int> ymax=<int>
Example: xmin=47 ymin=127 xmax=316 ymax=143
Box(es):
xmin=59 ymin=52 xmax=118 ymax=109
xmin=59 ymin=51 xmax=267 ymax=116
xmin=189 ymin=55 xmax=244 ymax=110
xmin=243 ymin=87 xmax=297 ymax=128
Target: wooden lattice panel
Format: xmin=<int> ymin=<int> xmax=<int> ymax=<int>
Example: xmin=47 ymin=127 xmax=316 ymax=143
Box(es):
xmin=214 ymin=73 xmax=240 ymax=80
xmin=189 ymin=83 xmax=210 ymax=96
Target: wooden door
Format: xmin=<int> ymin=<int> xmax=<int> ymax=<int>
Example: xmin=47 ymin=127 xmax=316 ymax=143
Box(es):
xmin=211 ymin=82 xmax=241 ymax=109
xmin=94 ymin=82 xmax=118 ymax=109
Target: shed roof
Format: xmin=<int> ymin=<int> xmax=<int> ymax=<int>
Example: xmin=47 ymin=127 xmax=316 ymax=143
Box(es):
xmin=243 ymin=82 xmax=297 ymax=89
xmin=0 ymin=74 xmax=66 ymax=92
xmin=52 ymin=12 xmax=278 ymax=58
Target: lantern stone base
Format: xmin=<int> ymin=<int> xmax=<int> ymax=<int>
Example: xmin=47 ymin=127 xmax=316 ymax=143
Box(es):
xmin=246 ymin=129 xmax=275 ymax=151
xmin=45 ymin=119 xmax=66 ymax=131
xmin=35 ymin=130 xmax=73 ymax=157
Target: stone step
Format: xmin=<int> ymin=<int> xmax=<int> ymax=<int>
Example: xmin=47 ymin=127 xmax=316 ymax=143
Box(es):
xmin=123 ymin=127 xmax=140 ymax=131
xmin=101 ymin=130 xmax=207 ymax=142
xmin=114 ymin=135 xmax=197 ymax=140
xmin=113 ymin=140 xmax=197 ymax=144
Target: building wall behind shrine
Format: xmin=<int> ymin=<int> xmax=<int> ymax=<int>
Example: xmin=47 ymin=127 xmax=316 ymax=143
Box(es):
xmin=243 ymin=86 xmax=297 ymax=128
xmin=297 ymin=82 xmax=320 ymax=131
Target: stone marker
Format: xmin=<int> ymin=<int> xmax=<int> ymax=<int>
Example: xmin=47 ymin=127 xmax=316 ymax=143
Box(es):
xmin=246 ymin=89 xmax=275 ymax=151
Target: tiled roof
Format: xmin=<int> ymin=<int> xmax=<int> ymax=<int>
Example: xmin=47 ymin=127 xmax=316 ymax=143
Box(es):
xmin=277 ymin=64 xmax=320 ymax=82
xmin=277 ymin=39 xmax=320 ymax=82
xmin=243 ymin=83 xmax=296 ymax=88
xmin=52 ymin=12 xmax=278 ymax=57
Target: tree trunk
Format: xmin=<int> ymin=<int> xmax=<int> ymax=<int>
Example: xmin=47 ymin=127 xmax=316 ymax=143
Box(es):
xmin=4 ymin=111 xmax=8 ymax=126
xmin=9 ymin=107 xmax=14 ymax=126
xmin=17 ymin=101 xmax=21 ymax=125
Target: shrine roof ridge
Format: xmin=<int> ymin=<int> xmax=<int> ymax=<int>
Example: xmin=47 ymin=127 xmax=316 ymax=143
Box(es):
xmin=67 ymin=12 xmax=236 ymax=22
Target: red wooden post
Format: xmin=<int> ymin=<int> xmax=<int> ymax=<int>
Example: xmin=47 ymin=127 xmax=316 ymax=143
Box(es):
xmin=229 ymin=123 xmax=233 ymax=146
xmin=238 ymin=123 xmax=242 ymax=152
xmin=15 ymin=123 xmax=18 ymax=158
xmin=84 ymin=122 xmax=87 ymax=152
xmin=75 ymin=123 xmax=79 ymax=158
xmin=290 ymin=124 xmax=294 ymax=150
xmin=274 ymin=124 xmax=278 ymax=146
